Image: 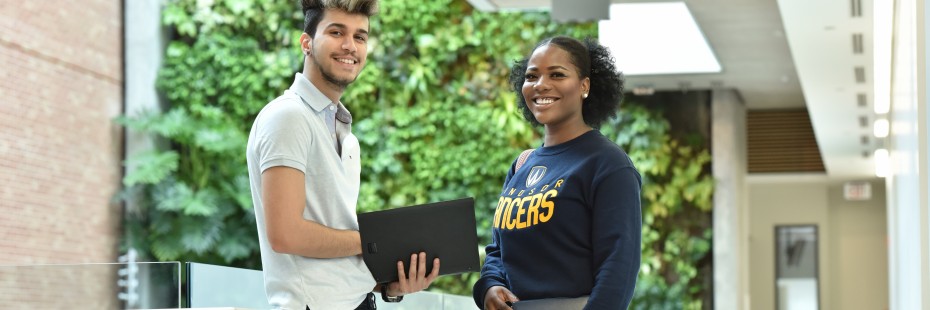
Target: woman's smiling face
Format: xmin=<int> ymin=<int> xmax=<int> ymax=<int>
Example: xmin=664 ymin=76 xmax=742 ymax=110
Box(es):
xmin=521 ymin=44 xmax=590 ymax=127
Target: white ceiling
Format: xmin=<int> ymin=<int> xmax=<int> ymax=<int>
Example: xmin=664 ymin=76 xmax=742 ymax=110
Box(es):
xmin=468 ymin=0 xmax=879 ymax=179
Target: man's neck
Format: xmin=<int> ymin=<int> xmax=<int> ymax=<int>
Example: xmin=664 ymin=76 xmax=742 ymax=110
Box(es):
xmin=303 ymin=71 xmax=344 ymax=103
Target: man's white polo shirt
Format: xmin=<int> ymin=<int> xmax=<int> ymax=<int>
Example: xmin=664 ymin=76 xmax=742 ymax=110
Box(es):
xmin=246 ymin=73 xmax=374 ymax=310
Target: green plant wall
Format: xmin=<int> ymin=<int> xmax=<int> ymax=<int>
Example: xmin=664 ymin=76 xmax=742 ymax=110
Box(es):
xmin=118 ymin=0 xmax=713 ymax=307
xmin=602 ymin=103 xmax=714 ymax=309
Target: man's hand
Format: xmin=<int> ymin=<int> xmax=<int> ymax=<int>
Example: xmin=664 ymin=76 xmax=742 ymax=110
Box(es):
xmin=385 ymin=252 xmax=441 ymax=297
xmin=484 ymin=285 xmax=519 ymax=310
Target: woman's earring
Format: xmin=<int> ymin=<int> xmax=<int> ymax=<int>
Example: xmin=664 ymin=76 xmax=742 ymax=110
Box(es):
xmin=583 ymin=93 xmax=588 ymax=99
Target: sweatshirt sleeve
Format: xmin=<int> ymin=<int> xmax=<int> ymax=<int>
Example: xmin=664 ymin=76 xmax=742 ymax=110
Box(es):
xmin=473 ymin=163 xmax=518 ymax=309
xmin=585 ymin=167 xmax=642 ymax=310
xmin=473 ymin=227 xmax=508 ymax=309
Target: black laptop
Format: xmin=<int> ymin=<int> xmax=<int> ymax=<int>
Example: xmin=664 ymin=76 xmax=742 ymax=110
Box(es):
xmin=358 ymin=197 xmax=480 ymax=284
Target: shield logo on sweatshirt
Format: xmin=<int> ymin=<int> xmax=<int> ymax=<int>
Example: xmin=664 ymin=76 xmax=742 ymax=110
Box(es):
xmin=526 ymin=166 xmax=547 ymax=188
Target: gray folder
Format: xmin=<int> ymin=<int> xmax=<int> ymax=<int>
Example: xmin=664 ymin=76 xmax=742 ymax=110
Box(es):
xmin=512 ymin=296 xmax=589 ymax=310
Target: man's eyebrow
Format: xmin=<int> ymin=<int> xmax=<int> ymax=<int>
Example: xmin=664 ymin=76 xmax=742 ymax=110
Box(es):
xmin=323 ymin=23 xmax=369 ymax=35
xmin=323 ymin=22 xmax=347 ymax=30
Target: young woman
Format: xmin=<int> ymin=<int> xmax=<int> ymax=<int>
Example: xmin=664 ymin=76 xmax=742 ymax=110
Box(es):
xmin=473 ymin=36 xmax=642 ymax=310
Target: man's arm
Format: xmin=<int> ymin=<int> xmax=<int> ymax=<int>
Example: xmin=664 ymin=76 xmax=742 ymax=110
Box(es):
xmin=262 ymin=166 xmax=361 ymax=258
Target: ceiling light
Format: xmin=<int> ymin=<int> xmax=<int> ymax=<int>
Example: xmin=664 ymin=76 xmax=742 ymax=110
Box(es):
xmin=873 ymin=0 xmax=893 ymax=114
xmin=873 ymin=119 xmax=889 ymax=138
xmin=874 ymin=148 xmax=890 ymax=177
xmin=598 ymin=2 xmax=721 ymax=75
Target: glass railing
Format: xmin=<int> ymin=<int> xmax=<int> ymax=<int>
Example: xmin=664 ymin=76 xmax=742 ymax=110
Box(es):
xmin=0 ymin=261 xmax=476 ymax=309
xmin=0 ymin=262 xmax=181 ymax=309
xmin=187 ymin=262 xmax=478 ymax=309
xmin=378 ymin=292 xmax=476 ymax=310
xmin=187 ymin=262 xmax=265 ymax=309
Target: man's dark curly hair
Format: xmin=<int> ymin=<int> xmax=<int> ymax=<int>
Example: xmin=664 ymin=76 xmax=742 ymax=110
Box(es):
xmin=510 ymin=36 xmax=625 ymax=129
xmin=301 ymin=0 xmax=378 ymax=37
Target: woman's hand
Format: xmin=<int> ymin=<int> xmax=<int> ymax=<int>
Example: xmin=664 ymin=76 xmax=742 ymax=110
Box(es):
xmin=385 ymin=252 xmax=441 ymax=297
xmin=484 ymin=285 xmax=519 ymax=310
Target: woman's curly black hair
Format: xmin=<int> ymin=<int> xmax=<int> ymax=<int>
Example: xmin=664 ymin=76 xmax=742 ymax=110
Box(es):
xmin=510 ymin=36 xmax=625 ymax=129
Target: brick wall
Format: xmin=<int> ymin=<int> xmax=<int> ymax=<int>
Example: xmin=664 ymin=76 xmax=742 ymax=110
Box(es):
xmin=0 ymin=265 xmax=119 ymax=309
xmin=0 ymin=0 xmax=123 ymax=305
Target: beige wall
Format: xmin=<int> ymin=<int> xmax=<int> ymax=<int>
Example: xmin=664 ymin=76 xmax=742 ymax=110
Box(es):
xmin=826 ymin=181 xmax=888 ymax=310
xmin=749 ymin=181 xmax=831 ymax=310
xmin=748 ymin=180 xmax=888 ymax=310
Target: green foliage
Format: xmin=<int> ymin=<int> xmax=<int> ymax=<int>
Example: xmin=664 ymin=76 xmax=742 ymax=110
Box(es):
xmin=352 ymin=0 xmax=597 ymax=240
xmin=119 ymin=0 xmax=299 ymax=267
xmin=119 ymin=0 xmax=713 ymax=305
xmin=602 ymin=104 xmax=714 ymax=309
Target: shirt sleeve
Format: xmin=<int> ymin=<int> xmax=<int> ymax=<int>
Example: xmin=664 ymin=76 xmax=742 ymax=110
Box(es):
xmin=473 ymin=227 xmax=508 ymax=309
xmin=473 ymin=162 xmax=518 ymax=309
xmin=585 ymin=167 xmax=642 ymax=310
xmin=252 ymin=101 xmax=314 ymax=174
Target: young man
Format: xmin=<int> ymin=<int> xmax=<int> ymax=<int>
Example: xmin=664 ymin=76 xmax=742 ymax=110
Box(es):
xmin=246 ymin=1 xmax=439 ymax=309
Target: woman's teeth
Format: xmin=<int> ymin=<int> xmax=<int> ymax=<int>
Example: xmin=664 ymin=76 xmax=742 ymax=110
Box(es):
xmin=535 ymin=98 xmax=556 ymax=105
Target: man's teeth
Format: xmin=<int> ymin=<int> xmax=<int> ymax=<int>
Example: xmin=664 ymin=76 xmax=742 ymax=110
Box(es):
xmin=536 ymin=98 xmax=556 ymax=104
xmin=337 ymin=58 xmax=355 ymax=64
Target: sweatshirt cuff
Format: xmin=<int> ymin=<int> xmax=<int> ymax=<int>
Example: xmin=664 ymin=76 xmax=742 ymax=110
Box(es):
xmin=473 ymin=277 xmax=507 ymax=309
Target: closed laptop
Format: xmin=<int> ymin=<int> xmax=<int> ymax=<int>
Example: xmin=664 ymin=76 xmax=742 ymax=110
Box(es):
xmin=358 ymin=197 xmax=480 ymax=284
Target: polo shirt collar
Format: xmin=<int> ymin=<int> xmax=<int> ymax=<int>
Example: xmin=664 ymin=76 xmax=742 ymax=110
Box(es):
xmin=289 ymin=73 xmax=353 ymax=124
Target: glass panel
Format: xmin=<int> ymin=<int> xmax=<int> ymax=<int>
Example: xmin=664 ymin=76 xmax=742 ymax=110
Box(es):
xmin=0 ymin=262 xmax=181 ymax=309
xmin=187 ymin=262 xmax=266 ymax=308
xmin=376 ymin=290 xmax=443 ymax=309
xmin=374 ymin=290 xmax=482 ymax=310
xmin=185 ymin=262 xmax=479 ymax=309
xmin=441 ymin=293 xmax=480 ymax=310
xmin=775 ymin=225 xmax=819 ymax=310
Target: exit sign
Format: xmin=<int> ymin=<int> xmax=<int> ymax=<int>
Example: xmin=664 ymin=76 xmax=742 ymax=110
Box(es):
xmin=843 ymin=181 xmax=872 ymax=201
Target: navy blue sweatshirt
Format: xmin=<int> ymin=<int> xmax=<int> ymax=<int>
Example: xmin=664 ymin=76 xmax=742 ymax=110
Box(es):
xmin=473 ymin=130 xmax=642 ymax=309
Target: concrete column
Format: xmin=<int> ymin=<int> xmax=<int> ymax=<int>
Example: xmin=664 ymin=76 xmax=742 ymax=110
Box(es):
xmin=124 ymin=0 xmax=168 ymax=308
xmin=712 ymin=89 xmax=749 ymax=310
xmin=124 ymin=0 xmax=165 ymax=152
